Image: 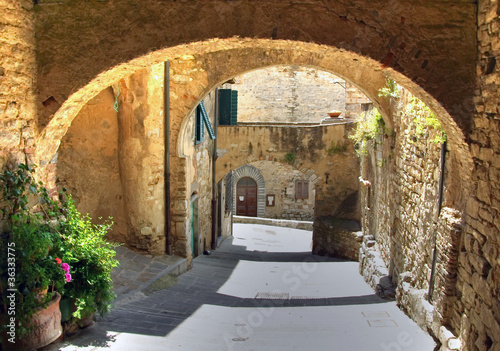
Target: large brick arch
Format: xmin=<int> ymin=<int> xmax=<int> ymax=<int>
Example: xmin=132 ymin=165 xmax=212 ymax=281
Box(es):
xmin=35 ymin=0 xmax=476 ymax=137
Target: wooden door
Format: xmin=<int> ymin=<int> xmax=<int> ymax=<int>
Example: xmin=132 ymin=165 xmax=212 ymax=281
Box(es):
xmin=236 ymin=177 xmax=257 ymax=217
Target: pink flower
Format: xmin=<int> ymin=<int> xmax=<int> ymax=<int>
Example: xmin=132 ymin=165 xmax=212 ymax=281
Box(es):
xmin=61 ymin=263 xmax=70 ymax=273
xmin=65 ymin=273 xmax=72 ymax=282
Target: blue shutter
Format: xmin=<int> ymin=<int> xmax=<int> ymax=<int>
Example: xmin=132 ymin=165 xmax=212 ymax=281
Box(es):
xmin=200 ymin=101 xmax=216 ymax=139
xmin=195 ymin=105 xmax=204 ymax=144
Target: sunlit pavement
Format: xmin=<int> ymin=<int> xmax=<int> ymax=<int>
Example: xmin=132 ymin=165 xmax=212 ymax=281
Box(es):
xmin=45 ymin=223 xmax=436 ymax=351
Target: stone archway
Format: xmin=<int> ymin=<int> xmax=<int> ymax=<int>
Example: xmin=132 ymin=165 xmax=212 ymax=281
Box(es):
xmin=35 ymin=1 xmax=476 ymax=136
xmin=232 ymin=165 xmax=265 ymax=218
xmin=0 ymin=2 xmax=494 ymax=349
xmin=37 ymin=39 xmax=473 ymax=217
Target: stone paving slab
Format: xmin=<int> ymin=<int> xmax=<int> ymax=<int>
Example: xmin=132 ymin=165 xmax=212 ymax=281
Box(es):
xmin=43 ymin=224 xmax=435 ymax=351
xmin=111 ymin=245 xmax=188 ymax=301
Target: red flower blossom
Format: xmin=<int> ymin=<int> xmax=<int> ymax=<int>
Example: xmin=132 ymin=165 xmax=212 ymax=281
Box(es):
xmin=55 ymin=258 xmax=62 ymax=265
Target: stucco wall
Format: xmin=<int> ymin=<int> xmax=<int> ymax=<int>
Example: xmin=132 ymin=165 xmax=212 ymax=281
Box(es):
xmin=183 ymin=91 xmax=216 ymax=256
xmin=217 ymin=123 xmax=360 ymax=221
xmin=56 ymin=88 xmax=127 ymax=243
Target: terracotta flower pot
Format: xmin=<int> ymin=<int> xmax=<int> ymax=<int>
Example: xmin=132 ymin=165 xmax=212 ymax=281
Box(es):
xmin=327 ymin=111 xmax=342 ymax=118
xmin=4 ymin=293 xmax=63 ymax=351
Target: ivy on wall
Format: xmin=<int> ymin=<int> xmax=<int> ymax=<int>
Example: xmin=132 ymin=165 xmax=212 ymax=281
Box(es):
xmin=404 ymin=97 xmax=447 ymax=145
xmin=349 ymin=108 xmax=386 ymax=156
xmin=350 ymin=78 xmax=446 ymax=159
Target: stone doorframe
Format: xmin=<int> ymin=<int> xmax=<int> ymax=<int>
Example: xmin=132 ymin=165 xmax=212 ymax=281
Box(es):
xmin=232 ymin=165 xmax=265 ymax=218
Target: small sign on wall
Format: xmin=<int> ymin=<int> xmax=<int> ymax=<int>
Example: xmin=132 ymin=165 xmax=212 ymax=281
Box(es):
xmin=266 ymin=194 xmax=275 ymax=207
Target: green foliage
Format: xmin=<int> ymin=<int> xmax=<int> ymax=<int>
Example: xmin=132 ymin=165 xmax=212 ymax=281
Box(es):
xmin=349 ymin=108 xmax=386 ymax=156
xmin=284 ymin=152 xmax=297 ymax=164
xmin=0 ymin=163 xmax=119 ymax=336
xmin=378 ymin=78 xmax=400 ymax=100
xmin=326 ymin=141 xmax=348 ymax=155
xmin=55 ymin=196 xmax=119 ymax=319
xmin=0 ymin=163 xmax=38 ymax=219
xmin=405 ymin=97 xmax=447 ymax=144
xmin=0 ymin=164 xmax=67 ymax=336
xmin=377 ymin=159 xmax=387 ymax=167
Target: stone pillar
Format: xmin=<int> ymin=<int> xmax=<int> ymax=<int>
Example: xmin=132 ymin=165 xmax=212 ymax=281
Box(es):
xmin=0 ymin=0 xmax=37 ymax=167
xmin=116 ymin=66 xmax=165 ymax=255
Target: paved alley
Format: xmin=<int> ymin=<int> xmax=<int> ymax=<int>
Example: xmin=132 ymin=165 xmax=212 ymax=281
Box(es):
xmin=46 ymin=223 xmax=436 ymax=351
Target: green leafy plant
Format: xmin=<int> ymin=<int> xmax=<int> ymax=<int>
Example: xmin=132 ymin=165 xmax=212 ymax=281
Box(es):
xmin=405 ymin=97 xmax=447 ymax=144
xmin=349 ymin=108 xmax=386 ymax=156
xmin=0 ymin=163 xmax=119 ymax=339
xmin=326 ymin=141 xmax=348 ymax=155
xmin=378 ymin=78 xmax=400 ymax=100
xmin=284 ymin=152 xmax=297 ymax=164
xmin=377 ymin=159 xmax=387 ymax=167
xmin=0 ymin=164 xmax=67 ymax=337
xmin=55 ymin=195 xmax=118 ymax=320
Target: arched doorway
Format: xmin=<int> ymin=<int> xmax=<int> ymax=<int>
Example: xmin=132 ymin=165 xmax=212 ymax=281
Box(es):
xmin=236 ymin=177 xmax=258 ymax=217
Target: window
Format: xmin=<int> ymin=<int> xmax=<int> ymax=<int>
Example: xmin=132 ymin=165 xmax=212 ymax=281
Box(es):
xmin=361 ymin=103 xmax=373 ymax=112
xmin=219 ymin=89 xmax=238 ymax=126
xmin=195 ymin=105 xmax=204 ymax=144
xmin=195 ymin=101 xmax=215 ymax=145
xmin=295 ymin=180 xmax=309 ymax=199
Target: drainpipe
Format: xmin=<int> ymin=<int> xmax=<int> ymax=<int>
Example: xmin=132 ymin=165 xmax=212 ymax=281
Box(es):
xmin=211 ymin=88 xmax=219 ymax=250
xmin=428 ymin=141 xmax=447 ymax=301
xmin=164 ymin=61 xmax=172 ymax=255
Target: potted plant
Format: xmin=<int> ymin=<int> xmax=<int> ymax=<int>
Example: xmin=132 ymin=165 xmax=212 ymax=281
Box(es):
xmin=54 ymin=195 xmax=119 ymax=328
xmin=0 ymin=164 xmax=69 ymax=350
xmin=0 ymin=163 xmax=119 ymax=347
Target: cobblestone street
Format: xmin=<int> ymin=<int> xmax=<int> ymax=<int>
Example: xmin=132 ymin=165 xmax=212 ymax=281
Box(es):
xmin=46 ymin=224 xmax=435 ymax=351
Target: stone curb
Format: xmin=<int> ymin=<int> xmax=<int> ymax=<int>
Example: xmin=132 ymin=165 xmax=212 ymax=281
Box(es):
xmin=113 ymin=258 xmax=189 ymax=304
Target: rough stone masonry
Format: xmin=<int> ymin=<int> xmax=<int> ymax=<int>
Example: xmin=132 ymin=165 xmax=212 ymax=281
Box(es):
xmin=0 ymin=1 xmax=498 ymax=350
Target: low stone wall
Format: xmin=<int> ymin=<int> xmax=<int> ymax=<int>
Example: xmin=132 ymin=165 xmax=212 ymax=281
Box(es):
xmin=233 ymin=215 xmax=313 ymax=231
xmin=358 ymin=236 xmax=395 ymax=299
xmin=312 ymin=216 xmax=362 ymax=261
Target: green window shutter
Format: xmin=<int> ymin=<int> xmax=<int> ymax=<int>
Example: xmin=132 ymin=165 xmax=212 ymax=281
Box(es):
xmin=200 ymin=101 xmax=216 ymax=139
xmin=219 ymin=89 xmax=232 ymax=126
xmin=195 ymin=105 xmax=204 ymax=144
xmin=230 ymin=90 xmax=238 ymax=126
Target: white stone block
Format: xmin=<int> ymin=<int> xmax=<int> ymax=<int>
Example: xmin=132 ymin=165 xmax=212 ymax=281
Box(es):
xmin=447 ymin=338 xmax=462 ymax=350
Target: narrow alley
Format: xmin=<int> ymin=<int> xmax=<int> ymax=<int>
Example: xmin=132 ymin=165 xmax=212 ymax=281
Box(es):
xmin=46 ymin=223 xmax=436 ymax=351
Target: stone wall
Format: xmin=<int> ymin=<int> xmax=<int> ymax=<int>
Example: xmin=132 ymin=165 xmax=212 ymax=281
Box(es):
xmin=216 ymin=123 xmax=360 ymax=221
xmin=183 ymin=91 xmax=216 ymax=256
xmin=0 ymin=0 xmax=37 ymax=169
xmin=228 ymin=66 xmax=346 ymax=123
xmin=313 ymin=217 xmax=362 ymax=261
xmin=345 ymin=82 xmax=372 ymax=119
xmin=113 ymin=66 xmax=166 ymax=254
xmin=218 ymin=173 xmax=233 ymax=245
xmin=55 ymin=67 xmax=169 ymax=254
xmin=248 ymin=160 xmax=315 ymax=221
xmin=234 ymin=215 xmax=313 ymax=231
xmin=33 ymin=1 xmax=477 ymax=139
xmin=356 ymin=87 xmax=476 ymax=347
xmin=456 ymin=1 xmax=500 ymax=350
